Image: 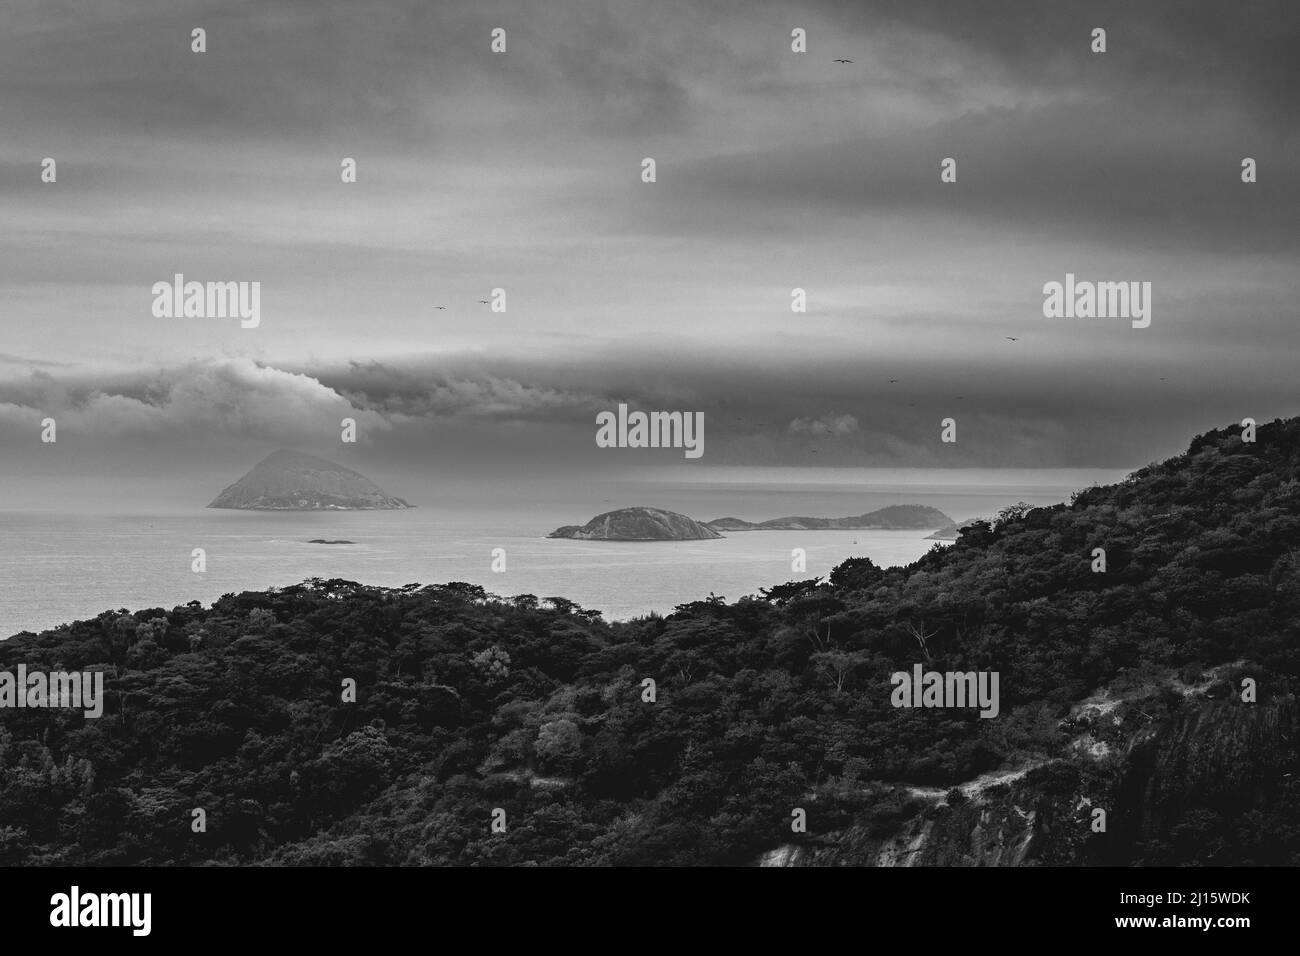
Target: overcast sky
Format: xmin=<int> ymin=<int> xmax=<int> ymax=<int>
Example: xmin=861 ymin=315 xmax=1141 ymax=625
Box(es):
xmin=1 ymin=0 xmax=1296 ymax=485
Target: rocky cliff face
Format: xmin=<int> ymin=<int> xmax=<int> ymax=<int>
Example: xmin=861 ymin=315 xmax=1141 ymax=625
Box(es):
xmin=760 ymin=800 xmax=1042 ymax=867
xmin=759 ymin=682 xmax=1296 ymax=867
xmin=1107 ymin=697 xmax=1295 ymax=861
xmin=549 ymin=506 xmax=722 ymax=540
xmin=207 ymin=449 xmax=413 ymax=510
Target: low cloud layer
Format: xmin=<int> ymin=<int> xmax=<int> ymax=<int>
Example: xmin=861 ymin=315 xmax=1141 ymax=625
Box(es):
xmin=0 ymin=1 xmax=1294 ymax=482
xmin=0 ymin=352 xmax=1289 ymax=478
xmin=789 ymin=413 xmax=859 ymax=437
xmin=0 ymin=358 xmax=386 ymax=443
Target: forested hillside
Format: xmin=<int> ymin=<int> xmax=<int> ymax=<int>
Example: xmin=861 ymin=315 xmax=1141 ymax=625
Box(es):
xmin=2 ymin=416 xmax=1298 ymax=865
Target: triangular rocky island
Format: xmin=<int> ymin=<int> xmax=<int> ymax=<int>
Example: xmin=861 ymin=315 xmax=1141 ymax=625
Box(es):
xmin=207 ymin=449 xmax=413 ymax=510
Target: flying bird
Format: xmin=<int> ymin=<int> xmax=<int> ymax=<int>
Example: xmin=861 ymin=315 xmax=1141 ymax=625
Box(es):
xmin=832 ymin=58 xmax=853 ymax=63
xmin=888 ymin=379 xmax=899 ymax=384
xmin=434 ymin=306 xmax=447 ymax=310
xmin=1005 ymin=336 xmax=1019 ymax=341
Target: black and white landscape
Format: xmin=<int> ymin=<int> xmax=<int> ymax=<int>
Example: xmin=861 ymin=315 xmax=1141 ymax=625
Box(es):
xmin=0 ymin=0 xmax=1297 ymax=876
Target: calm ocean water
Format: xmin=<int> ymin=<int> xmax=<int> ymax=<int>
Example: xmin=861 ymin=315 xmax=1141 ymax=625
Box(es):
xmin=0 ymin=469 xmax=1124 ymax=637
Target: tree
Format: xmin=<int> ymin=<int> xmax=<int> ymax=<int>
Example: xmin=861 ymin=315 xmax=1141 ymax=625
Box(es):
xmin=901 ymin=619 xmax=938 ymax=661
xmin=470 ymin=646 xmax=511 ymax=683
xmin=759 ymin=579 xmax=824 ymax=606
xmin=247 ymin=608 xmax=275 ymax=631
xmin=535 ymin=718 xmax=583 ymax=772
xmin=994 ymin=502 xmax=1033 ymax=531
xmin=811 ymin=650 xmax=867 ymax=693
xmin=829 ymin=557 xmax=883 ymax=592
xmin=545 ymin=596 xmax=577 ymax=615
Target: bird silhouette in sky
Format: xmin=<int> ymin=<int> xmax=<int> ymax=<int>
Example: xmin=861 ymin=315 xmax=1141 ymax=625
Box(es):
xmin=434 ymin=306 xmax=447 ymax=310
xmin=1005 ymin=336 xmax=1019 ymax=341
xmin=832 ymin=58 xmax=853 ymax=63
xmin=888 ymin=379 xmax=899 ymax=384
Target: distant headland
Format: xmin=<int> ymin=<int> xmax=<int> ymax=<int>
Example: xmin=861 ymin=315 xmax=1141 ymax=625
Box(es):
xmin=550 ymin=504 xmax=952 ymax=540
xmin=706 ymin=504 xmax=951 ymax=532
xmin=927 ymin=519 xmax=982 ymax=540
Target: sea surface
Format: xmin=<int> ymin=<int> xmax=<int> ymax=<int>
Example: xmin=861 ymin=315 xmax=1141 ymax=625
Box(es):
xmin=0 ymin=468 xmax=1126 ymax=636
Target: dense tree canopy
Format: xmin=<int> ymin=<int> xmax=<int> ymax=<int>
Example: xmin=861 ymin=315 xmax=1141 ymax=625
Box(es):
xmin=1 ymin=417 xmax=1298 ymax=865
